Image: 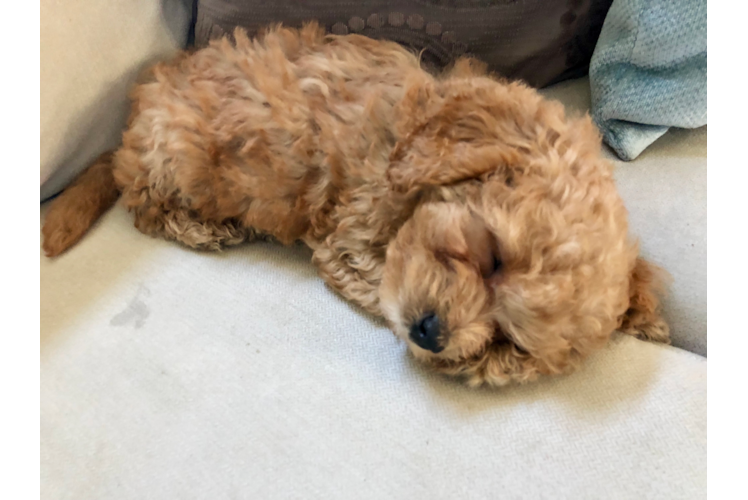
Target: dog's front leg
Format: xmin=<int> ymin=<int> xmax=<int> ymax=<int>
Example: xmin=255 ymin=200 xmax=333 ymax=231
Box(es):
xmin=310 ymin=243 xmax=383 ymax=317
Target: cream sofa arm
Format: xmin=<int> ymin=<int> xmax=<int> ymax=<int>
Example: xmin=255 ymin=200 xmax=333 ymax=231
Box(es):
xmin=41 ymin=0 xmax=193 ymax=201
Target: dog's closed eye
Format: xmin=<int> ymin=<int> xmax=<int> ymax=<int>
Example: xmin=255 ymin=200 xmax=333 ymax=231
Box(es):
xmin=459 ymin=210 xmax=504 ymax=280
xmin=486 ymin=253 xmax=502 ymax=277
xmin=478 ymin=248 xmax=503 ymax=280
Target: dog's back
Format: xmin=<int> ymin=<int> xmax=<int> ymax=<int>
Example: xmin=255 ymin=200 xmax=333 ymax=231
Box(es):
xmin=42 ymin=23 xmax=424 ymax=255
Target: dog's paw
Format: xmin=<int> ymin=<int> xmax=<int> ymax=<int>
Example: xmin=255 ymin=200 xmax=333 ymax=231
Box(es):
xmin=620 ymin=318 xmax=671 ymax=344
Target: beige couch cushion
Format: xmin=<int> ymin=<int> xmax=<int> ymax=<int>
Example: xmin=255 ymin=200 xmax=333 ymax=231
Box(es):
xmin=41 ymin=205 xmax=705 ymax=499
xmin=40 ymin=0 xmax=192 ymax=201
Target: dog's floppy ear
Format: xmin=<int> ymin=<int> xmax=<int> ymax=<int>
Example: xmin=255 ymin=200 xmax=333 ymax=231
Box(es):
xmin=387 ymin=77 xmax=522 ymax=194
xmin=391 ymin=75 xmax=444 ymax=136
xmin=618 ymin=257 xmax=671 ymax=343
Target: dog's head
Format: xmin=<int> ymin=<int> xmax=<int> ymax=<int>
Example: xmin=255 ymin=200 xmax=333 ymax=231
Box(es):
xmin=379 ymin=68 xmax=650 ymax=386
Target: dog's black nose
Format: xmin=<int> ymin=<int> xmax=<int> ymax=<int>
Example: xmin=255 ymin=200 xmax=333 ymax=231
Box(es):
xmin=410 ymin=313 xmax=444 ymax=353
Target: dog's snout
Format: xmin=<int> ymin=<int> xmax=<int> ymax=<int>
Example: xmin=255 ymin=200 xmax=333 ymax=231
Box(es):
xmin=409 ymin=313 xmax=444 ymax=353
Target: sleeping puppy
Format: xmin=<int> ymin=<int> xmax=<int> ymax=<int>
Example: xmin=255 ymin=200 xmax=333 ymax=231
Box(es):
xmin=43 ymin=23 xmax=669 ymax=386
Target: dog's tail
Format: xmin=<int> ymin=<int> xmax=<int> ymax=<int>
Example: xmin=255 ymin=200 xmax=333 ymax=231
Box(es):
xmin=42 ymin=152 xmax=121 ymax=257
